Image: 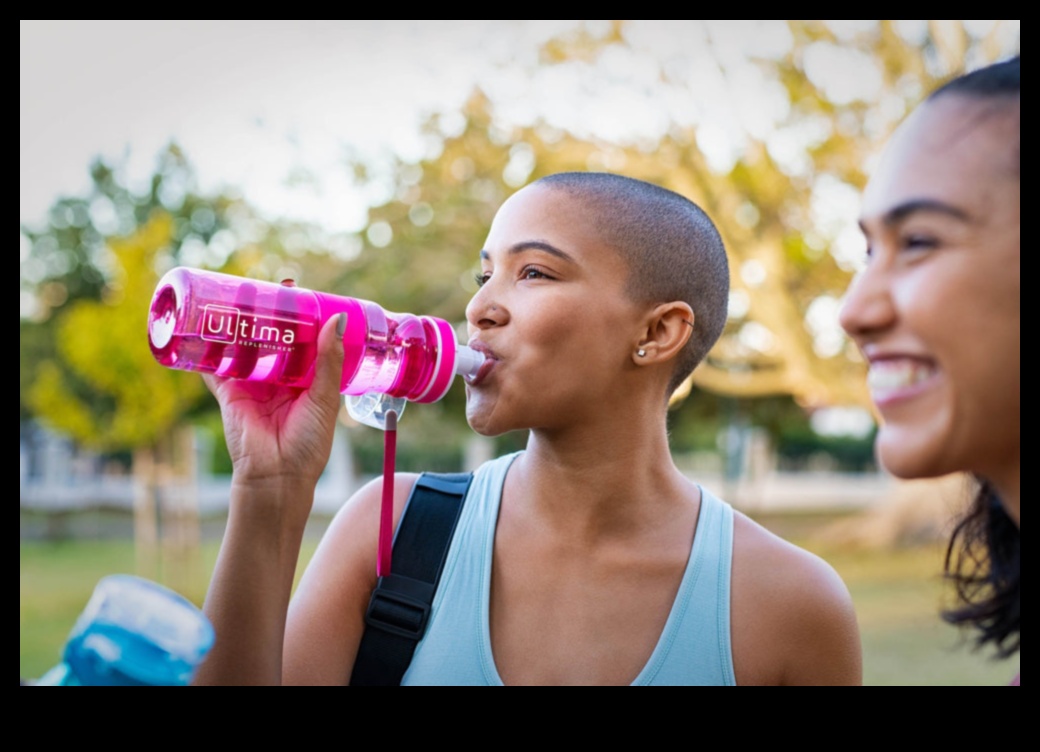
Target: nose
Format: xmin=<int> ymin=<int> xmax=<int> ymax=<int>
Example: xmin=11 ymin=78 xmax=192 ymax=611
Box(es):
xmin=465 ymin=281 xmax=507 ymax=334
xmin=838 ymin=262 xmax=896 ymax=341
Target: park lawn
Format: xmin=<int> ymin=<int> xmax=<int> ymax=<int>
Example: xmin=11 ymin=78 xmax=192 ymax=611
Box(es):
xmin=20 ymin=535 xmax=318 ymax=683
xmin=20 ymin=516 xmax=1019 ymax=686
xmin=801 ymin=538 xmax=1018 ymax=686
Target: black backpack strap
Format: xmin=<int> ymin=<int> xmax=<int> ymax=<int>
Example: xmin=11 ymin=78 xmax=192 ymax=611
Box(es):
xmin=348 ymin=471 xmax=474 ymax=686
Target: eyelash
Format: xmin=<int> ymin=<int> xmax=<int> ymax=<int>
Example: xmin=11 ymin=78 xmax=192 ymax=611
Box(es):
xmin=863 ymin=234 xmax=938 ymax=260
xmin=522 ymin=266 xmax=551 ymax=281
xmin=902 ymin=234 xmax=938 ymax=250
xmin=473 ymin=266 xmax=552 ymax=288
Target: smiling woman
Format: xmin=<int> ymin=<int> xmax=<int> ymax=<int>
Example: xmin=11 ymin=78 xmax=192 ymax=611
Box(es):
xmin=193 ymin=171 xmax=862 ymax=686
xmin=840 ymin=56 xmax=1020 ymax=678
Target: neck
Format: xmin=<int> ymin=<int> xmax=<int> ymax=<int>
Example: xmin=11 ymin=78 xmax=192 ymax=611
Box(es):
xmin=507 ymin=397 xmax=696 ymax=538
xmin=989 ymin=459 xmax=1020 ymax=528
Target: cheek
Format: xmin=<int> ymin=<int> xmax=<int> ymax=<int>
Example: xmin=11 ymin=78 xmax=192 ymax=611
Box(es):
xmin=896 ymin=260 xmax=1016 ymax=352
xmin=899 ymin=270 xmax=1019 ymax=459
xmin=948 ymin=337 xmax=1020 ymax=439
xmin=537 ymin=312 xmax=631 ymax=376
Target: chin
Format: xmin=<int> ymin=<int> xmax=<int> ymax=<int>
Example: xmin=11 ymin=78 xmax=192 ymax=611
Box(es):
xmin=465 ymin=403 xmax=508 ymax=438
xmin=875 ymin=430 xmax=959 ymax=480
xmin=466 ymin=420 xmax=508 ymax=439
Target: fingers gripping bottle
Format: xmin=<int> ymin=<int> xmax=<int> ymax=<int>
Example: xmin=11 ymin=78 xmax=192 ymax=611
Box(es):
xmin=147 ymin=267 xmax=484 ymax=427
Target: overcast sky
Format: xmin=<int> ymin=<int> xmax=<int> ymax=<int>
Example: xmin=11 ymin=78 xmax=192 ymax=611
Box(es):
xmin=21 ymin=20 xmax=521 ymax=232
xmin=19 ymin=20 xmax=823 ymax=234
xmin=20 ymin=20 xmax=1018 ymax=237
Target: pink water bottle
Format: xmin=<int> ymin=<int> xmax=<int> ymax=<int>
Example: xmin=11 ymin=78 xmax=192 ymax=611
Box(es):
xmin=147 ymin=267 xmax=483 ymax=408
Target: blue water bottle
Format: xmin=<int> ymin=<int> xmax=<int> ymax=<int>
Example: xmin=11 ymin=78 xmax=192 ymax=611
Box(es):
xmin=32 ymin=574 xmax=214 ymax=686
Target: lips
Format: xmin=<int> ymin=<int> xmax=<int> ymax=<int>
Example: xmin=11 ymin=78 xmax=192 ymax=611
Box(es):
xmin=465 ymin=340 xmax=498 ymax=387
xmin=866 ymin=357 xmax=939 ymax=404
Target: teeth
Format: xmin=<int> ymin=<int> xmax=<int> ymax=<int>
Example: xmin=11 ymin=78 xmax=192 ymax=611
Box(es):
xmin=867 ymin=360 xmax=935 ymax=393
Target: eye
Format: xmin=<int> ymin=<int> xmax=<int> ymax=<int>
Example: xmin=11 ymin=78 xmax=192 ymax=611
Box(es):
xmin=474 ymin=271 xmax=491 ymax=288
xmin=902 ymin=233 xmax=939 ymax=252
xmin=857 ymin=227 xmax=874 ymax=261
xmin=521 ymin=266 xmax=552 ymax=281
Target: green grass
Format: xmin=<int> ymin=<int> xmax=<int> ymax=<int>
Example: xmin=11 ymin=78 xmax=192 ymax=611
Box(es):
xmin=758 ymin=511 xmax=1020 ymax=686
xmin=19 ymin=528 xmax=319 ymax=682
xmin=20 ymin=511 xmax=1019 ymax=685
xmin=21 ymin=537 xmax=211 ymax=680
xmin=810 ymin=541 xmax=1017 ymax=685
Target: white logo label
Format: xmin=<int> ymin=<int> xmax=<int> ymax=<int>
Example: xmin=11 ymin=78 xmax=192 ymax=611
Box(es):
xmin=200 ymin=305 xmax=307 ymax=348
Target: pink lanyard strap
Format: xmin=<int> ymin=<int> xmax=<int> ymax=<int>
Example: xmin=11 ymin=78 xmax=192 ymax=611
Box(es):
xmin=376 ymin=410 xmax=398 ymax=577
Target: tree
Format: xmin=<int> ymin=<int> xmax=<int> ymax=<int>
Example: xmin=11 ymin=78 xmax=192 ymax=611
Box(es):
xmin=19 ymin=143 xmax=347 ymax=583
xmin=20 ymin=142 xmax=355 ymax=449
xmin=336 ymin=20 xmax=1018 ymax=456
xmin=20 ymin=21 xmax=1019 ymax=474
xmin=28 ymin=212 xmax=205 ymax=448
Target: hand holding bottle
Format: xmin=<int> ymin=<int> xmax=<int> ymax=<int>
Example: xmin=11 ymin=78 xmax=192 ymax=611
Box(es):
xmin=193 ymin=314 xmax=348 ymax=685
xmin=203 ymin=313 xmax=346 ymax=492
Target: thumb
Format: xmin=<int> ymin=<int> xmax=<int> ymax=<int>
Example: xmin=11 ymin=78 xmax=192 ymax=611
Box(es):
xmin=310 ymin=312 xmax=346 ymax=409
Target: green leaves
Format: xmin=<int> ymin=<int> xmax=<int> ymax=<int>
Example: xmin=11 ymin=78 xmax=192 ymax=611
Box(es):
xmin=27 ymin=212 xmax=205 ymax=450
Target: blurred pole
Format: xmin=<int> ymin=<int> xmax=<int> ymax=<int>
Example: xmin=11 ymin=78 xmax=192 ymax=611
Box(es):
xmin=132 ymin=445 xmax=159 ymax=582
xmin=463 ymin=435 xmax=495 ymax=472
xmin=162 ymin=424 xmax=201 ymax=595
xmin=720 ymin=397 xmax=747 ymax=507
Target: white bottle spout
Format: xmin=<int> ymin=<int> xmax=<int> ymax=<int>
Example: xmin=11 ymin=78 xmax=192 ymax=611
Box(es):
xmin=455 ymin=345 xmax=486 ymax=381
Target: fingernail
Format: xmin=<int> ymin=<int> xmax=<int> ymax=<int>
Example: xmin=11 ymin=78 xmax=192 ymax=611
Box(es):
xmin=336 ymin=313 xmax=347 ymax=337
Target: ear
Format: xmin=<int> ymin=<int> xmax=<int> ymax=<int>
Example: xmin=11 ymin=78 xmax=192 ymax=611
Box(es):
xmin=632 ymin=302 xmax=695 ymax=366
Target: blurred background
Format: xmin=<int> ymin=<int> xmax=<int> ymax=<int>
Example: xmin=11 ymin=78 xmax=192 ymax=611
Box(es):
xmin=21 ymin=20 xmax=1020 ymax=685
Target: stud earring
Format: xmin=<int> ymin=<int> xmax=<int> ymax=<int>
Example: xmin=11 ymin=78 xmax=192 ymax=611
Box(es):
xmin=636 ymin=348 xmax=647 ymax=357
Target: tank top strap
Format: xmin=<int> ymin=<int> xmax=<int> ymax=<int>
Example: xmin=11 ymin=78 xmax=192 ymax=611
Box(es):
xmin=633 ymin=484 xmax=736 ymax=686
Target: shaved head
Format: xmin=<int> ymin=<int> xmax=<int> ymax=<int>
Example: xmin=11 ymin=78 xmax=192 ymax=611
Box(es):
xmin=534 ymin=172 xmax=729 ymax=394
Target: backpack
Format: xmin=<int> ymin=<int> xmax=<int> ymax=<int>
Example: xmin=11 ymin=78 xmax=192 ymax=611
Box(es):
xmin=349 ymin=471 xmax=474 ymax=686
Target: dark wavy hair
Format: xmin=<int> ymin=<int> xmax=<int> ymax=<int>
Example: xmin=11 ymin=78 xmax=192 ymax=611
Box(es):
xmin=942 ymin=480 xmax=1020 ymax=658
xmin=932 ymin=55 xmax=1021 ymax=659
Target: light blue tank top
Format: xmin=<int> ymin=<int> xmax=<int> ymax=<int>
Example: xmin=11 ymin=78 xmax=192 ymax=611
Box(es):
xmin=400 ymin=451 xmax=736 ymax=686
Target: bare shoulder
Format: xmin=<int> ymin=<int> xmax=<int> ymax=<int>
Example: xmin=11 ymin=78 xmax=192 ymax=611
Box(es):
xmin=282 ymin=472 xmax=420 ymax=685
xmin=731 ymin=510 xmax=853 ymax=613
xmin=730 ymin=510 xmax=862 ymax=686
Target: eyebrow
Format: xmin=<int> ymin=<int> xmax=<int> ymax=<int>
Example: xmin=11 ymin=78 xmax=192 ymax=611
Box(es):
xmin=861 ymin=199 xmax=972 ymax=232
xmin=479 ymin=240 xmax=576 ymax=263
